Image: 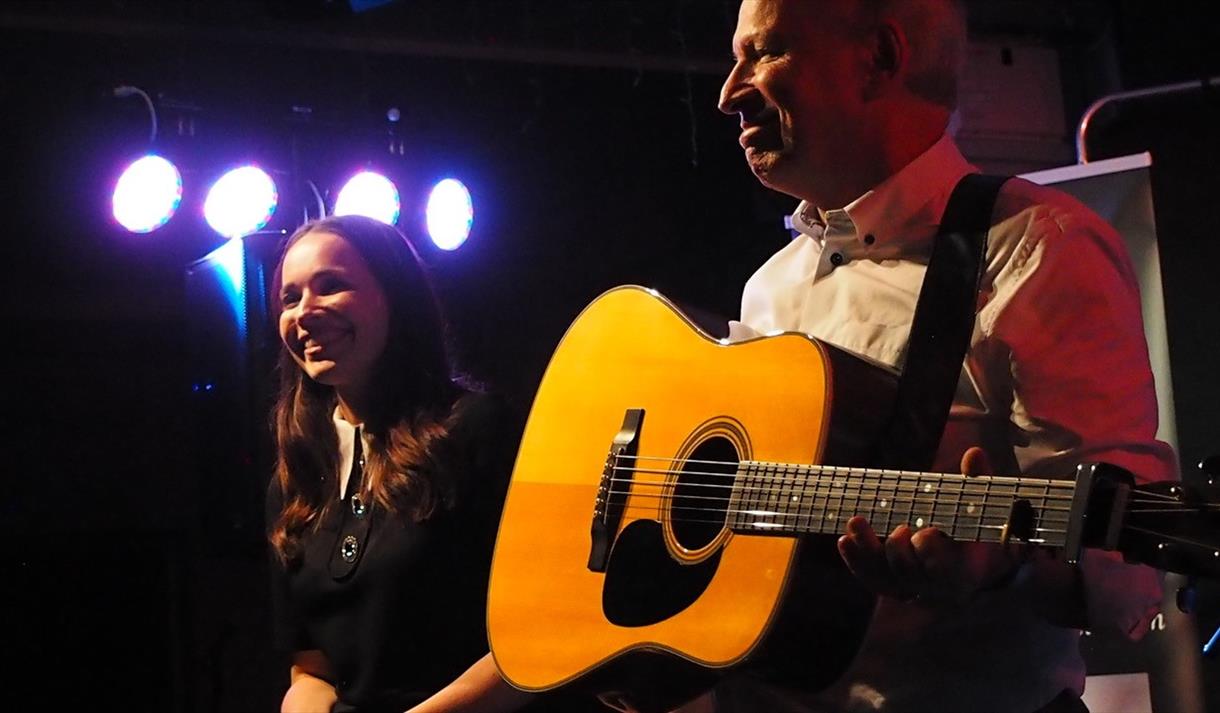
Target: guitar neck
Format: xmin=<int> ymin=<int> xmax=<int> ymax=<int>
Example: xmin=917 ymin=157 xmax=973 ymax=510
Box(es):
xmin=726 ymin=461 xmax=1077 ymax=547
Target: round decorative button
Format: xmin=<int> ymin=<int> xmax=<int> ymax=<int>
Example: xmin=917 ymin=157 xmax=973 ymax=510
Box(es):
xmin=351 ymin=494 xmax=367 ymax=519
xmin=340 ymin=535 xmax=359 ymax=563
xmin=829 ymin=252 xmax=844 ymax=266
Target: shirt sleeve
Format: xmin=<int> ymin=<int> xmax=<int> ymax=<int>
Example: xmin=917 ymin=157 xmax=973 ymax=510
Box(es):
xmin=266 ymin=482 xmax=313 ymax=652
xmin=984 ymin=199 xmax=1174 ymax=638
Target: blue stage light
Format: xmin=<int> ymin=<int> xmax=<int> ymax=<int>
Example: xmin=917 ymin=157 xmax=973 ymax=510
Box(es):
xmin=425 ymin=178 xmax=473 ymax=251
xmin=112 ymin=155 xmax=182 ymax=233
xmin=204 ymin=166 xmax=278 ymax=239
xmin=334 ymin=171 xmax=401 ymax=225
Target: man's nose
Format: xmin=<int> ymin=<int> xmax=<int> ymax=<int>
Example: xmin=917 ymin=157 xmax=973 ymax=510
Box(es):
xmin=718 ymin=63 xmax=750 ymax=115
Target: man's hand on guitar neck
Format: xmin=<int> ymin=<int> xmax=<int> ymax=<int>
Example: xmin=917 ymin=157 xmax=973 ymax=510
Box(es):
xmin=836 ymin=447 xmax=1024 ymax=606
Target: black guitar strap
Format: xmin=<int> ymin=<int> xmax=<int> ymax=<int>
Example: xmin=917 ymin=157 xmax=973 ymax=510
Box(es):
xmin=875 ymin=173 xmax=1010 ymax=470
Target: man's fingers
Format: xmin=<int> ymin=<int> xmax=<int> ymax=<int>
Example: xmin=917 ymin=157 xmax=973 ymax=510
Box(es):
xmin=911 ymin=527 xmax=964 ymax=601
xmin=839 ymin=516 xmax=903 ymax=597
xmin=959 ymin=446 xmax=992 ymax=477
xmin=884 ymin=524 xmax=923 ymax=596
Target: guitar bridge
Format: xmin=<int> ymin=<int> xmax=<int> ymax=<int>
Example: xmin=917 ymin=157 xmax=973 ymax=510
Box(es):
xmin=588 ymin=408 xmax=645 ymax=572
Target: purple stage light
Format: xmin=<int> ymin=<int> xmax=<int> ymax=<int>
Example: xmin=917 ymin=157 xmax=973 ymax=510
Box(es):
xmin=112 ymin=155 xmax=182 ymax=233
xmin=204 ymin=166 xmax=278 ymax=239
xmin=425 ymin=178 xmax=473 ymax=251
xmin=334 ymin=171 xmax=401 ymax=225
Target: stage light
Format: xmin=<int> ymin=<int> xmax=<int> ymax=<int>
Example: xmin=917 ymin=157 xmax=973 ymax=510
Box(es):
xmin=112 ymin=155 xmax=182 ymax=233
xmin=334 ymin=171 xmax=400 ymax=225
xmin=425 ymin=178 xmax=473 ymax=251
xmin=204 ymin=166 xmax=278 ymax=239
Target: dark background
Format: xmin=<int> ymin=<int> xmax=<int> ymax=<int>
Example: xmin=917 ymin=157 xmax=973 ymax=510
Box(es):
xmin=2 ymin=1 xmax=1217 ymax=710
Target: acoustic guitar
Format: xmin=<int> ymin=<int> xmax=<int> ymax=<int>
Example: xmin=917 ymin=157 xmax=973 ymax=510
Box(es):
xmin=486 ymin=286 xmax=1219 ymax=711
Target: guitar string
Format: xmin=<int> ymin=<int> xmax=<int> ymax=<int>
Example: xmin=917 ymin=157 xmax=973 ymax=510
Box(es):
xmin=616 ymin=454 xmax=1081 ymax=490
xmin=610 ymin=464 xmax=1079 ymax=496
xmin=604 ymin=507 xmax=1036 ymax=538
xmin=605 ymin=486 xmax=1076 ymax=521
xmin=613 ymin=454 xmax=1200 ymax=504
xmin=606 ymin=487 xmax=1073 ymax=519
xmin=604 ymin=481 xmax=1207 ymax=517
xmin=1119 ymin=507 xmax=1220 ymax=514
xmin=606 ymin=466 xmax=1075 ymax=530
xmin=606 ymin=464 xmax=1210 ymax=512
xmin=601 ymin=503 xmax=1069 ymax=539
xmin=609 ymin=468 xmax=1077 ymax=508
xmin=610 ymin=469 xmax=1076 ymax=495
xmin=606 ymin=500 xmax=1071 ymax=533
xmin=596 ymin=511 xmax=1018 ymax=537
xmin=1122 ymin=526 xmax=1220 ymax=552
xmin=605 ymin=481 xmax=1073 ymax=503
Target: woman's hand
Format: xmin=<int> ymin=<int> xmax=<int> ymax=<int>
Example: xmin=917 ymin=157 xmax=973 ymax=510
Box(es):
xmin=407 ymin=653 xmax=532 ymax=713
xmin=281 ymin=673 xmax=338 ymax=713
xmin=283 ymin=651 xmax=338 ymax=713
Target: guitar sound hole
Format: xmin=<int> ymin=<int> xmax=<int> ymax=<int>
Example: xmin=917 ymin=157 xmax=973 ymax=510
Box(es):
xmin=671 ymin=436 xmax=738 ymax=551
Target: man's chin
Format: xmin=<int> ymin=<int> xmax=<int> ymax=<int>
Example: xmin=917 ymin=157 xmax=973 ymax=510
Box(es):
xmin=746 ymin=149 xmax=793 ymax=191
xmin=745 ymin=146 xmax=776 ymax=173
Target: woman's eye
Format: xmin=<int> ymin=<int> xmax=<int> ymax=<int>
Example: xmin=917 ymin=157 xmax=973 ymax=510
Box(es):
xmin=281 ymin=293 xmax=299 ymax=308
xmin=317 ymin=277 xmax=347 ymax=294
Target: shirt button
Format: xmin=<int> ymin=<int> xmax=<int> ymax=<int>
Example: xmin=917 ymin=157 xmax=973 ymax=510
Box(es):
xmin=829 ymin=252 xmax=844 ymax=266
xmin=863 ymin=234 xmax=876 ymax=245
xmin=341 ymin=535 xmax=359 ymax=562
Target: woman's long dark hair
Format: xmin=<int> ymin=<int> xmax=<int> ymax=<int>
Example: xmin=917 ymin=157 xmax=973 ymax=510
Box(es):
xmin=268 ymin=214 xmax=462 ymax=563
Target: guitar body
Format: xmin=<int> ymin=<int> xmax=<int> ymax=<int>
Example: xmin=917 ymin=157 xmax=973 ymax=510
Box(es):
xmin=487 ymin=287 xmax=895 ymax=710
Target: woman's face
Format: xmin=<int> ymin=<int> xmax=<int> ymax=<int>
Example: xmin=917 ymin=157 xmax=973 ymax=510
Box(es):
xmin=278 ymin=230 xmax=390 ymax=399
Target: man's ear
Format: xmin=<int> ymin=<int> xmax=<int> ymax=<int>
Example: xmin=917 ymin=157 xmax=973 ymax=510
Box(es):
xmin=863 ymin=19 xmax=908 ymax=100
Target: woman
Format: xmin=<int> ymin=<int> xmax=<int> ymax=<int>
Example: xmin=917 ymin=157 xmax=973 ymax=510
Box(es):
xmin=267 ymin=214 xmax=526 ymax=713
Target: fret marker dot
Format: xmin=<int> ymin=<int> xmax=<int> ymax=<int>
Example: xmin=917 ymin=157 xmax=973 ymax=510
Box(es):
xmin=879 ymin=499 xmax=888 ymax=508
xmin=923 ymin=484 xmax=933 ymax=493
xmin=827 ymin=512 xmax=837 ymax=520
xmin=915 ymin=517 xmax=925 ymax=528
xmin=791 ymin=495 xmax=799 ymax=503
xmin=966 ymin=503 xmax=976 ymax=515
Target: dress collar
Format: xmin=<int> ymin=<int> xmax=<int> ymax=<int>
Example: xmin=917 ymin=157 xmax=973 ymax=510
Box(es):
xmin=333 ymin=408 xmax=364 ymax=499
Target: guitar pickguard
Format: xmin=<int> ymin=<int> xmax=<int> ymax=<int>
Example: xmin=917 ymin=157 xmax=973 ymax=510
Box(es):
xmin=602 ymin=519 xmax=722 ymax=627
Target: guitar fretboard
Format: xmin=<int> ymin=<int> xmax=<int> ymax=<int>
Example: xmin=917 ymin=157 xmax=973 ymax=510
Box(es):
xmin=726 ymin=460 xmax=1075 ymax=547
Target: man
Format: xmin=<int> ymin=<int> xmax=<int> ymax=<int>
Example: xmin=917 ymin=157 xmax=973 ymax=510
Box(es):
xmin=709 ymin=0 xmax=1175 ymax=711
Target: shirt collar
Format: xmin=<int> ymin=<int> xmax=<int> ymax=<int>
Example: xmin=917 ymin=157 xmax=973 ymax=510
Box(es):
xmin=333 ymin=407 xmax=363 ymax=499
xmin=789 ymin=134 xmax=976 ymax=250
